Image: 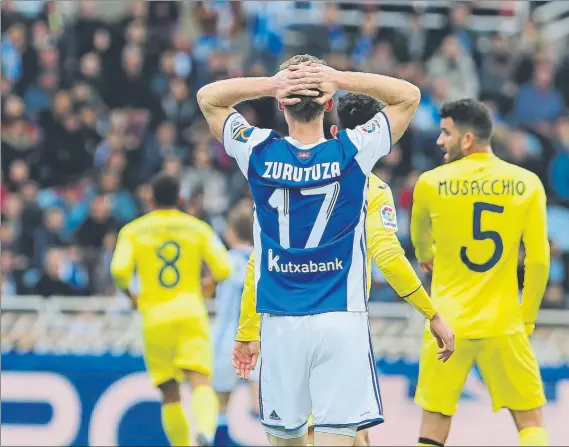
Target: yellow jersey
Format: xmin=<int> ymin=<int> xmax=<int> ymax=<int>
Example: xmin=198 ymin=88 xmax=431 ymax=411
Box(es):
xmin=111 ymin=209 xmax=232 ymax=319
xmin=411 ymin=152 xmax=550 ymax=339
xmin=237 ymin=174 xmax=437 ymax=341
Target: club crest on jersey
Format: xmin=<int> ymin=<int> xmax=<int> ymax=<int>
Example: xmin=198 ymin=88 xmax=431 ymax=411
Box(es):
xmin=297 ymin=151 xmax=312 ymax=160
xmin=380 ymin=204 xmax=398 ymax=231
xmin=232 ymin=126 xmax=254 ymax=143
xmin=359 ymin=117 xmax=381 ymax=134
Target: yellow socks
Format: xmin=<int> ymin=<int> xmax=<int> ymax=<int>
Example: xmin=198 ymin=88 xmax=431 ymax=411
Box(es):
xmin=519 ymin=427 xmax=548 ymax=446
xmin=191 ymin=384 xmax=219 ymax=441
xmin=161 ymin=401 xmax=190 ymax=446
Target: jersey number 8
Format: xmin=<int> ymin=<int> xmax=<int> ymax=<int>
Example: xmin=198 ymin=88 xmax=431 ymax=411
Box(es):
xmin=156 ymin=240 xmax=181 ymax=288
xmin=460 ymin=201 xmax=504 ymax=273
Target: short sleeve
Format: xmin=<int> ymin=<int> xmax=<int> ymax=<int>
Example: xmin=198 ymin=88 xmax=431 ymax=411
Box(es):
xmin=222 ymin=112 xmax=273 ymax=178
xmin=345 ymin=111 xmax=392 ymax=175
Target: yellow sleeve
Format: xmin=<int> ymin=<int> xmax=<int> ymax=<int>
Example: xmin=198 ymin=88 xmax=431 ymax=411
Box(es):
xmin=110 ymin=225 xmax=136 ymax=290
xmin=411 ymin=175 xmax=435 ymax=263
xmin=202 ymin=226 xmax=233 ymax=282
xmin=520 ymin=179 xmax=550 ymax=324
xmin=367 ymin=188 xmax=437 ymax=320
xmin=236 ymin=252 xmax=261 ymax=342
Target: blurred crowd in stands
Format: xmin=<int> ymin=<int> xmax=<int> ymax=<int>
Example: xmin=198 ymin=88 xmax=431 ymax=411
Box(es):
xmin=1 ymin=0 xmax=568 ymax=307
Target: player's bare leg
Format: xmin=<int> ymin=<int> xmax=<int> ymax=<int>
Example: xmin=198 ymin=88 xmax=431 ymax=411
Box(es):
xmin=249 ymin=380 xmax=260 ymax=417
xmin=354 ymin=429 xmax=370 ymax=446
xmin=184 ymin=369 xmax=220 ymax=446
xmin=510 ymin=407 xmax=549 ymax=446
xmin=307 ymin=425 xmax=314 ymax=446
xmin=157 ymin=379 xmax=190 ymax=446
xmin=418 ymin=410 xmax=451 ymax=446
xmin=267 ymin=433 xmax=307 ymax=446
xmin=313 ymin=431 xmax=355 ymax=446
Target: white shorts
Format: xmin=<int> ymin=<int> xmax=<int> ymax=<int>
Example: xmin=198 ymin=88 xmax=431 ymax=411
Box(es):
xmin=213 ymin=336 xmax=259 ymax=393
xmin=259 ymin=311 xmax=384 ymax=434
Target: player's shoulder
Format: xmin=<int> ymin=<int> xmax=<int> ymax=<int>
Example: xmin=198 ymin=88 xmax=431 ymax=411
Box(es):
xmin=497 ymin=158 xmax=545 ymax=194
xmin=225 ymin=112 xmax=278 ymax=147
xmin=368 ymin=173 xmax=394 ymax=205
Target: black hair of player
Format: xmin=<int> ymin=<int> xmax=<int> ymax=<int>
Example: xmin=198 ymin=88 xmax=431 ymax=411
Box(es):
xmin=336 ymin=93 xmax=385 ymax=130
xmin=440 ymin=99 xmax=493 ymax=143
xmin=151 ymin=174 xmax=180 ymax=208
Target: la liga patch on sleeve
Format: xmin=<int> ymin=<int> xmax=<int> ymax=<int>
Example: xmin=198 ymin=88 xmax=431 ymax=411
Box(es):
xmin=380 ymin=204 xmax=398 ymax=231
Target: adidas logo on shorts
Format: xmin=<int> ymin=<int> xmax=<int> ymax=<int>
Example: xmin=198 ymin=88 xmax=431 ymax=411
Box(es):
xmin=269 ymin=410 xmax=281 ymax=421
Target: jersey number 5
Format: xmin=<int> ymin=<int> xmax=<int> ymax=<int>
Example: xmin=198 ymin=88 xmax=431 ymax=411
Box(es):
xmin=269 ymin=182 xmax=340 ymax=249
xmin=460 ymin=202 xmax=504 ymax=273
xmin=156 ymin=240 xmax=181 ymax=288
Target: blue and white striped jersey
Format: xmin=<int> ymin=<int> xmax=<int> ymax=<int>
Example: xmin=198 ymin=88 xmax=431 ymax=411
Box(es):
xmin=222 ymin=111 xmax=391 ymax=315
xmin=213 ymin=247 xmax=253 ymax=350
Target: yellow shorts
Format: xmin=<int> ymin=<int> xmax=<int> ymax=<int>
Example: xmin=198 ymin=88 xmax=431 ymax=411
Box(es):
xmin=141 ymin=298 xmax=213 ymax=386
xmin=415 ymin=331 xmax=546 ymax=415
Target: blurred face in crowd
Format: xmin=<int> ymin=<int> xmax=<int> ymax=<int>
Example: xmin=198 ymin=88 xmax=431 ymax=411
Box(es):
xmin=437 ymin=117 xmax=468 ymax=163
xmin=126 ymin=21 xmax=147 ymax=46
xmin=1 ymin=223 xmax=15 ymax=245
xmin=534 ymin=63 xmax=553 ymax=90
xmin=38 ymin=46 xmax=59 ymax=70
xmin=90 ymin=195 xmax=110 ymax=221
xmin=39 ymin=71 xmax=58 ymax=92
xmin=107 ymin=152 xmax=126 ymax=171
xmin=8 ymin=24 xmax=26 ymax=51
xmin=193 ymin=145 xmax=211 ymax=168
xmin=80 ymin=0 xmax=96 ymax=18
xmin=170 ymin=78 xmax=188 ymax=101
xmin=163 ymin=158 xmax=182 ymax=176
xmin=45 ymin=248 xmax=63 ymax=277
xmin=45 ymin=207 xmax=64 ymax=232
xmin=93 ymin=28 xmax=111 ymax=52
xmin=4 ymin=95 xmax=24 ymax=120
xmin=80 ymin=52 xmax=101 ymax=79
xmin=21 ymin=182 xmax=38 ymax=202
xmin=123 ymin=47 xmax=143 ymax=75
xmin=100 ymin=171 xmax=120 ymax=193
xmin=1 ymin=249 xmax=15 ymax=274
xmin=52 ymin=91 xmax=72 ymax=117
xmin=1 ymin=76 xmax=12 ymax=96
xmin=80 ymin=105 xmax=97 ymax=127
xmin=32 ymin=21 xmax=50 ymax=48
xmin=442 ymin=35 xmax=460 ymax=60
xmin=160 ymin=51 xmax=175 ymax=75
xmin=451 ymin=3 xmax=470 ymax=27
xmin=4 ymin=194 xmax=23 ymax=219
xmin=508 ymin=131 xmax=528 ymax=162
xmin=157 ymin=121 xmax=176 ymax=145
xmin=323 ymin=4 xmax=339 ymax=26
xmin=131 ymin=0 xmax=148 ymax=19
xmin=9 ymin=160 xmax=29 ymax=185
xmin=72 ymin=82 xmax=92 ymax=103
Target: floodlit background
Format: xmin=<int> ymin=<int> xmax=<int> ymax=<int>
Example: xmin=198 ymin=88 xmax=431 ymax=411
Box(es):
xmin=1 ymin=1 xmax=568 ymax=445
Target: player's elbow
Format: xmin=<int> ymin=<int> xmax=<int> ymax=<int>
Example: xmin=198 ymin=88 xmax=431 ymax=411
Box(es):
xmin=213 ymin=262 xmax=232 ymax=283
xmin=197 ymin=85 xmax=215 ymax=111
xmin=403 ymin=82 xmax=421 ymax=107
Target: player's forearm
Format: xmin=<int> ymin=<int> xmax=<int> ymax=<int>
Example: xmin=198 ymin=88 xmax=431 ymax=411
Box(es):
xmin=335 ymin=71 xmax=420 ymax=108
xmin=236 ymin=254 xmax=261 ymax=342
xmin=521 ymin=261 xmax=550 ymax=324
xmin=379 ymin=255 xmax=437 ymax=319
xmin=197 ymin=77 xmax=275 ymax=110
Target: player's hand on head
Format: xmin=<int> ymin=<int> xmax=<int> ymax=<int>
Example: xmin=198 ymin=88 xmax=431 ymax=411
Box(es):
xmin=232 ymin=341 xmax=260 ymax=379
xmin=293 ymin=63 xmax=339 ymax=105
xmin=272 ymin=64 xmax=321 ymax=106
xmin=429 ymin=312 xmax=455 ymax=363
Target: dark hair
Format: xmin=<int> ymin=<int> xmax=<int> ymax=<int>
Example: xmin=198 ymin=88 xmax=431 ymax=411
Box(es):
xmin=227 ymin=205 xmax=253 ymax=244
xmin=439 ymin=99 xmax=493 ymax=142
xmin=278 ymin=54 xmax=327 ymax=123
xmin=336 ymin=93 xmax=385 ymax=130
xmin=151 ymin=174 xmax=180 ymax=207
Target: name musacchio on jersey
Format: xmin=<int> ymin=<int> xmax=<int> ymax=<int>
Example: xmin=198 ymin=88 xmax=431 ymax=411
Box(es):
xmin=222 ymin=111 xmax=392 ymax=315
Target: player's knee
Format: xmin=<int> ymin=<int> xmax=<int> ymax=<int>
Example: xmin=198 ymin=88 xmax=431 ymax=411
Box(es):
xmin=184 ymin=369 xmax=211 ymax=389
xmin=157 ymin=379 xmax=181 ymax=404
xmin=511 ymin=407 xmax=544 ymax=431
xmin=354 ymin=429 xmax=370 ymax=446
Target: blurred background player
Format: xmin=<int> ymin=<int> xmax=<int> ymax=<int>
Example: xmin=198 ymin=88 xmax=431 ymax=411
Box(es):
xmin=235 ymin=92 xmax=454 ymax=447
xmin=411 ymin=99 xmax=550 ymax=447
xmin=212 ymin=202 xmax=257 ymax=447
xmin=110 ymin=174 xmax=232 ymax=446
